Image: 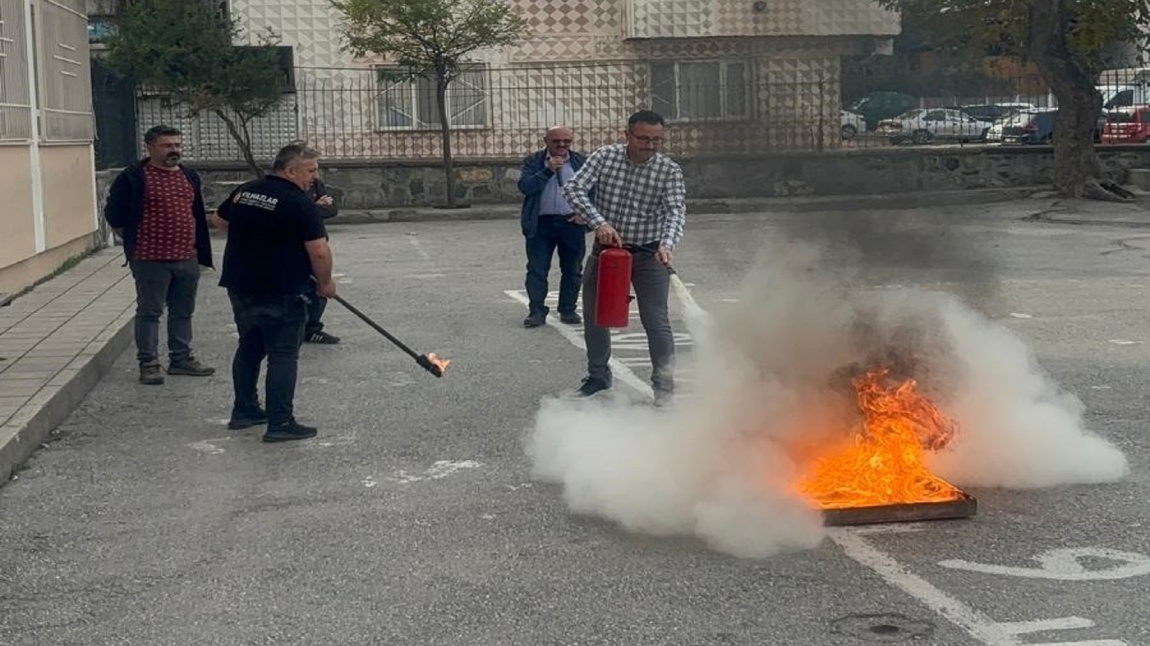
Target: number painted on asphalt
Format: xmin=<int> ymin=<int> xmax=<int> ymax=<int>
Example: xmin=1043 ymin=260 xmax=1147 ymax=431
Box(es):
xmin=939 ymin=547 xmax=1150 ymax=581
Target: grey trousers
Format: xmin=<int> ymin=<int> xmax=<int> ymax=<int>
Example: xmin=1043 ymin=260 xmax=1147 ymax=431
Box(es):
xmin=129 ymin=259 xmax=201 ymax=365
xmin=581 ymin=244 xmax=675 ymax=393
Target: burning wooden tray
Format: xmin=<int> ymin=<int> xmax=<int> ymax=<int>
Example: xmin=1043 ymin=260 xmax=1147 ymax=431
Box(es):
xmin=821 ymin=490 xmax=977 ymax=527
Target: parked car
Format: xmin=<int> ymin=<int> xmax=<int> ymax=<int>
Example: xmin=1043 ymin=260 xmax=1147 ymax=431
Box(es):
xmin=1102 ymin=105 xmax=1150 ymax=143
xmin=846 ymin=92 xmax=918 ymax=131
xmin=841 ymin=110 xmax=866 ymax=139
xmin=983 ymin=108 xmax=1042 ymax=142
xmin=999 ymin=109 xmax=1105 ymax=144
xmin=959 ymin=102 xmax=1039 ymax=123
xmin=876 ymin=108 xmax=990 ymax=144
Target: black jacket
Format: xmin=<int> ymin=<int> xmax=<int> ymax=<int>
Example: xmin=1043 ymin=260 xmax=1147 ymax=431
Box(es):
xmin=103 ymin=159 xmax=213 ymax=268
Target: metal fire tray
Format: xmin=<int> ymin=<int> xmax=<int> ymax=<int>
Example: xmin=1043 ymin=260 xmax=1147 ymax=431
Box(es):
xmin=821 ymin=491 xmax=977 ymax=527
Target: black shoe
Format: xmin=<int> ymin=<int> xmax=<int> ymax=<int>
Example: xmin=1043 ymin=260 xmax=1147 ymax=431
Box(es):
xmin=139 ymin=361 xmax=164 ymax=385
xmin=575 ymin=377 xmax=611 ymax=397
xmin=262 ymin=421 xmax=318 ymax=443
xmin=523 ymin=313 xmax=546 ymax=328
xmin=559 ymin=312 xmax=582 ymax=325
xmin=228 ymin=407 xmax=268 ymax=430
xmin=305 ymin=331 xmax=341 ymax=344
xmin=167 ymin=357 xmax=216 ymax=376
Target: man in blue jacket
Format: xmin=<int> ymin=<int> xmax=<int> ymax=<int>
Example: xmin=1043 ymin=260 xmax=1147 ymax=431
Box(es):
xmin=517 ymin=125 xmax=589 ymax=328
xmin=103 ymin=124 xmax=215 ymax=385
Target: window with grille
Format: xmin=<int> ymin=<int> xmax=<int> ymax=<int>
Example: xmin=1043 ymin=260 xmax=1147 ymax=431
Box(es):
xmin=0 ymin=0 xmax=32 ymax=140
xmin=38 ymin=0 xmax=93 ymax=142
xmin=375 ymin=65 xmax=489 ymax=131
xmin=650 ymin=59 xmax=752 ymax=122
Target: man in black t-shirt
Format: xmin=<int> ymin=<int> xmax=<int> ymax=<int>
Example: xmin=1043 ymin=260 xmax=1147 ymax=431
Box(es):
xmin=217 ymin=143 xmax=336 ymax=443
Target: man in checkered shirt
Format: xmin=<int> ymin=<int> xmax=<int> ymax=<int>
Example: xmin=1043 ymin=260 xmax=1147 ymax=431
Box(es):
xmin=562 ymin=110 xmax=687 ymax=407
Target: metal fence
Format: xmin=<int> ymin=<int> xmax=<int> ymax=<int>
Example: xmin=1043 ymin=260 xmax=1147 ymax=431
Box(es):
xmin=118 ymin=64 xmax=1150 ymax=166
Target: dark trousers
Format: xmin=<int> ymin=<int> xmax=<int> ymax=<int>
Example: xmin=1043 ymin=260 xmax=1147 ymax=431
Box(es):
xmin=227 ymin=291 xmax=307 ymax=427
xmin=129 ymin=259 xmax=200 ymax=365
xmin=524 ymin=215 xmax=587 ymax=317
xmin=581 ymin=244 xmax=675 ymax=393
xmin=305 ymin=290 xmax=327 ymax=337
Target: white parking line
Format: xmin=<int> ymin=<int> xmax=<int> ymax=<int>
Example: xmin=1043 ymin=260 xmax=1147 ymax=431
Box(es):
xmin=831 ymin=529 xmax=1129 ymax=646
xmin=504 ymin=290 xmax=653 ymax=397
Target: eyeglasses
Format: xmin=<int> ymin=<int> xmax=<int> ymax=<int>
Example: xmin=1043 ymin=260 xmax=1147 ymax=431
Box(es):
xmin=549 ymin=139 xmax=572 ymax=144
xmin=628 ymin=134 xmax=664 ymax=144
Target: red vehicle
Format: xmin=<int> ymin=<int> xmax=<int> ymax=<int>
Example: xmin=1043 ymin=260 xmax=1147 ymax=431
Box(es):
xmin=1102 ymin=106 xmax=1150 ymax=143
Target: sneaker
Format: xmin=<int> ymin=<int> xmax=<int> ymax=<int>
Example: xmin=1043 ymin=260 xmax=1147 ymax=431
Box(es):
xmin=559 ymin=312 xmax=582 ymax=325
xmin=305 ymin=331 xmax=341 ymax=344
xmin=167 ymin=357 xmax=216 ymax=377
xmin=228 ymin=407 xmax=268 ymax=430
xmin=575 ymin=376 xmax=611 ymax=397
xmin=654 ymin=389 xmax=675 ymax=409
xmin=262 ymin=421 xmax=318 ymax=443
xmin=139 ymin=362 xmax=164 ymax=385
xmin=523 ymin=313 xmax=546 ymax=328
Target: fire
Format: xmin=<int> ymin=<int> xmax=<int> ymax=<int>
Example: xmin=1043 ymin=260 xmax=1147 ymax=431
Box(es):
xmin=426 ymin=352 xmax=451 ymax=373
xmin=796 ymin=368 xmax=963 ymax=510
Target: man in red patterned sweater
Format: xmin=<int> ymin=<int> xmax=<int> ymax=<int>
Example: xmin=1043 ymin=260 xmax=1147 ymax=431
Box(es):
xmin=104 ymin=125 xmax=216 ymax=385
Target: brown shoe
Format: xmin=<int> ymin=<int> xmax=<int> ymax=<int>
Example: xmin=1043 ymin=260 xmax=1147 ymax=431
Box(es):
xmin=166 ymin=357 xmax=216 ymax=377
xmin=139 ymin=362 xmax=164 ymax=385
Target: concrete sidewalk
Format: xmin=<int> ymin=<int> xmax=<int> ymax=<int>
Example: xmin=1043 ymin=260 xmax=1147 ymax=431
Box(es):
xmin=0 ymin=249 xmax=136 ymax=484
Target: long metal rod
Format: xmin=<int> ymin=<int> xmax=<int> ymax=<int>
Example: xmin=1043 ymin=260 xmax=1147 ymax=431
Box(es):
xmin=330 ymin=293 xmax=420 ymax=361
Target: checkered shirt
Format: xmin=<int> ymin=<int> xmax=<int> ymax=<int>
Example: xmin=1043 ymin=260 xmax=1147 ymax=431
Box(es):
xmin=562 ymin=144 xmax=687 ymax=250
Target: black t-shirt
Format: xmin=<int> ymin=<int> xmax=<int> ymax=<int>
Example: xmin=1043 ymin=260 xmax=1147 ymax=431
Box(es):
xmin=217 ymin=176 xmax=327 ymax=296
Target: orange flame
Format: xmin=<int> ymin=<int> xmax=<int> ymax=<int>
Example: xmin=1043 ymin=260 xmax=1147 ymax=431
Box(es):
xmin=427 ymin=353 xmax=451 ymax=373
xmin=796 ymin=368 xmax=963 ymax=509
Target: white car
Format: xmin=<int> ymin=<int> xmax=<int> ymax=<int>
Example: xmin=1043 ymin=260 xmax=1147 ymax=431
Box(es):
xmin=841 ymin=110 xmax=866 ymax=139
xmin=984 ymin=108 xmax=1042 ymax=142
xmin=877 ymin=108 xmax=990 ymax=144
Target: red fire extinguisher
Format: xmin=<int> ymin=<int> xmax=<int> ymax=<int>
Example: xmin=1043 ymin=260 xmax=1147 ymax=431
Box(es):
xmin=594 ymin=247 xmax=632 ymax=328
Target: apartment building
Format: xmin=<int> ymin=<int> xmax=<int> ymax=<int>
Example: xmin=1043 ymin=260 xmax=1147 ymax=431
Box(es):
xmin=102 ymin=0 xmax=900 ymax=161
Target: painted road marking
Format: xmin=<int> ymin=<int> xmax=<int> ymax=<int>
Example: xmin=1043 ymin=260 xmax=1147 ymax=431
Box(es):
xmin=188 ymin=438 xmax=228 ymax=455
xmin=388 ymin=460 xmax=482 ymax=484
xmin=407 ymin=235 xmax=432 ymax=260
xmin=831 ymin=529 xmax=1129 ymax=646
xmin=504 ymin=289 xmax=653 ymax=397
xmin=939 ymin=547 xmax=1150 ymax=581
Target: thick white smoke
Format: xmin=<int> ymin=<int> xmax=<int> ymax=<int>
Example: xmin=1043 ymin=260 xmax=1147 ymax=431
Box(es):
xmin=525 ymin=240 xmax=1129 ymax=559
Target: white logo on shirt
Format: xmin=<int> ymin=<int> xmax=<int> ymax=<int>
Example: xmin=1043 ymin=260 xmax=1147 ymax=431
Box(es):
xmin=234 ymin=191 xmax=279 ymax=210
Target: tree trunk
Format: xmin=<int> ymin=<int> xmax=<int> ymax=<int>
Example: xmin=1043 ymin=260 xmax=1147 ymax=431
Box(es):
xmin=213 ymin=108 xmax=263 ymax=180
xmin=436 ymin=72 xmax=457 ymax=209
xmin=1026 ymin=1 xmax=1130 ymax=201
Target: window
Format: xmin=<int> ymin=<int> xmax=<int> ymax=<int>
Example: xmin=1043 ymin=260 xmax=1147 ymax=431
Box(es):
xmin=650 ymin=59 xmax=751 ymax=122
xmin=375 ymin=65 xmax=489 ymax=131
xmin=37 ymin=0 xmax=93 ymax=141
xmin=0 ymin=0 xmax=33 ymax=140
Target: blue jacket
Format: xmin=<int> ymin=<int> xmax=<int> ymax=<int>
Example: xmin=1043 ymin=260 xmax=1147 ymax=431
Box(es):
xmin=103 ymin=159 xmax=213 ymax=268
xmin=517 ymin=149 xmax=589 ymax=238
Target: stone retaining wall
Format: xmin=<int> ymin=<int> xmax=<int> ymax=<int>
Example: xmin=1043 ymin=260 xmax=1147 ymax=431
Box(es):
xmin=96 ymin=146 xmax=1150 ymax=211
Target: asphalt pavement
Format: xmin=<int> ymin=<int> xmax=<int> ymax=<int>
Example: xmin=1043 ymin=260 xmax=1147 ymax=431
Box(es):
xmin=1 ymin=196 xmax=1149 ymax=646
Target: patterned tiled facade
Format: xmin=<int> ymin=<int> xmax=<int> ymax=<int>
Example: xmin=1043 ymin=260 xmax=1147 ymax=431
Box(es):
xmin=629 ymin=0 xmax=900 ymax=39
xmin=194 ymin=0 xmax=900 ymax=159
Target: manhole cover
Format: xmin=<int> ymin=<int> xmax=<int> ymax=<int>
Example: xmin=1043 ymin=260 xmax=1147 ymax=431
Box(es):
xmin=830 ymin=613 xmax=935 ymax=642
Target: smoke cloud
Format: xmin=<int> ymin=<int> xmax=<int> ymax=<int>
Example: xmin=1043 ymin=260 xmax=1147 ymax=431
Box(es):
xmin=525 ymin=239 xmax=1129 ymax=559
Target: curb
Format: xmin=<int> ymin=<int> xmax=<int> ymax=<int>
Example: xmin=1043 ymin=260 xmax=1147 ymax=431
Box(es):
xmin=323 ymin=187 xmax=1046 ymax=225
xmin=0 ymin=316 xmax=134 ymax=484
